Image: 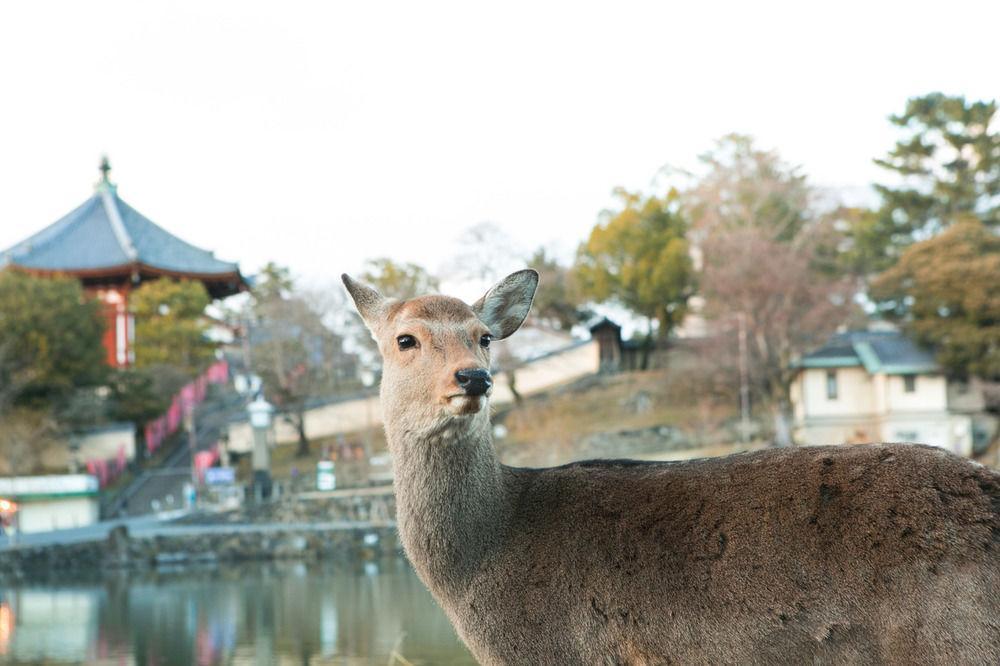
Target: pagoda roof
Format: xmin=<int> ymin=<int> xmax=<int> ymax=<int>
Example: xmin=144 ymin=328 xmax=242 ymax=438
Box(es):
xmin=1 ymin=164 xmax=245 ymax=298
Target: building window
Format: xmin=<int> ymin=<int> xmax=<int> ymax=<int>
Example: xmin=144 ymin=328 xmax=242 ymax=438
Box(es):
xmin=826 ymin=370 xmax=838 ymax=400
xmin=903 ymin=374 xmax=916 ymax=393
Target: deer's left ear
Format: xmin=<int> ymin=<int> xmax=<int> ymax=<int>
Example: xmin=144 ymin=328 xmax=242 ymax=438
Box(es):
xmin=472 ymin=269 xmax=538 ymax=340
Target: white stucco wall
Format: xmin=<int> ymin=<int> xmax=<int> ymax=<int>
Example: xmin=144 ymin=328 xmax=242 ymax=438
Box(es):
xmin=227 ymin=341 xmax=600 ymax=453
xmin=490 ymin=341 xmax=599 ymax=404
xmin=75 ymin=424 xmax=137 ymax=462
xmin=883 ymin=374 xmax=947 ymax=413
xmin=227 ymin=394 xmax=383 ymax=454
xmin=795 ymin=413 xmax=971 ymax=455
xmin=794 ymin=417 xmax=880 ymax=447
xmin=15 ymin=497 xmax=99 ymax=534
xmin=947 ymin=379 xmax=988 ymax=413
xmin=798 ymin=367 xmax=874 ymax=418
xmin=792 ymin=368 xmax=971 ymax=456
xmin=872 ymin=373 xmax=888 ymax=415
xmin=881 ymin=413 xmax=972 ymax=456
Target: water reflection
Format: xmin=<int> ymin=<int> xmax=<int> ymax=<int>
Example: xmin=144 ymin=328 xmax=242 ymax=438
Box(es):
xmin=0 ymin=558 xmax=474 ymax=665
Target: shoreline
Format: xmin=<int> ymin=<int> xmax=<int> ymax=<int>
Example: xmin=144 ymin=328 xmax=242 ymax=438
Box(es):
xmin=0 ymin=521 xmax=402 ymax=584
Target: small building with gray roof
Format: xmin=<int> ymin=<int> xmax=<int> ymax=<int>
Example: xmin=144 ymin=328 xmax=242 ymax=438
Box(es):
xmin=790 ymin=328 xmax=973 ymax=456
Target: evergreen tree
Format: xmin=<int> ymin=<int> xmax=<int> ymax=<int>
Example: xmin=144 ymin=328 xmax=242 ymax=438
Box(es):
xmin=360 ymin=258 xmax=439 ymax=300
xmin=870 ymin=217 xmax=1000 ymax=381
xmin=0 ymin=271 xmax=106 ymax=470
xmin=852 ymin=93 xmax=1000 ymax=273
xmin=0 ymin=271 xmax=106 ymax=408
xmin=131 ymin=279 xmax=216 ymax=375
xmin=575 ymin=188 xmax=694 ymax=365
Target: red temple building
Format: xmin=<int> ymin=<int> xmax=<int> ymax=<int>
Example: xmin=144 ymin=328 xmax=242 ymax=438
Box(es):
xmin=0 ymin=158 xmax=246 ymax=367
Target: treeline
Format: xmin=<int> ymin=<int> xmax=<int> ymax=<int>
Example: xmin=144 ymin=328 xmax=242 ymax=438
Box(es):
xmin=601 ymin=93 xmax=999 ymax=442
xmin=581 ymin=93 xmax=998 ymax=373
xmin=358 ymin=92 xmax=1000 ymax=443
xmin=1 ymin=92 xmax=997 ymax=469
xmin=0 ymin=276 xmax=221 ymax=473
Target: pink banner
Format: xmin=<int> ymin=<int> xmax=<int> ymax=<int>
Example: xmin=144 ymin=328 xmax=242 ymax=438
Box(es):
xmin=119 ymin=360 xmax=232 ymax=487
xmin=193 ymin=447 xmax=220 ymax=483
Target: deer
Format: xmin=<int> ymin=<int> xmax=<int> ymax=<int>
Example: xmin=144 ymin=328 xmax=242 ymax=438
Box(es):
xmin=342 ymin=269 xmax=1000 ymax=665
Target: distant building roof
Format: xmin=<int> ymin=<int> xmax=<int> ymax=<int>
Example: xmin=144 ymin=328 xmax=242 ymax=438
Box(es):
xmin=797 ymin=330 xmax=938 ymax=375
xmin=1 ymin=159 xmax=245 ymax=298
xmin=589 ymin=317 xmax=622 ymax=334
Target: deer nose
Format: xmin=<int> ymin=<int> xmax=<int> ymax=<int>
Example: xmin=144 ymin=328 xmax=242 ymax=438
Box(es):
xmin=455 ymin=368 xmax=492 ymax=397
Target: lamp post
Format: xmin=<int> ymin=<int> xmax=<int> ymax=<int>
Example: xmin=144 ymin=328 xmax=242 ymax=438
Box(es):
xmin=248 ymin=395 xmax=274 ymax=502
xmin=737 ymin=312 xmax=751 ymax=444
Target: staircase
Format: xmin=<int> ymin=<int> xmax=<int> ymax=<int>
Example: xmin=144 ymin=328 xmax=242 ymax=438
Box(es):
xmin=103 ymin=386 xmax=245 ymax=518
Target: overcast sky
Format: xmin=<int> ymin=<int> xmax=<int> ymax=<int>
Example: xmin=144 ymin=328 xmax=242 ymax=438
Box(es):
xmin=0 ymin=1 xmax=996 ymax=297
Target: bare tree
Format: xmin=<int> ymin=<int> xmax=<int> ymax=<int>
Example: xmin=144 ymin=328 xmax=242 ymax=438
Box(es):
xmin=685 ymin=134 xmax=814 ymax=242
xmin=250 ymin=270 xmax=359 ymax=457
xmin=0 ymin=408 xmax=58 ymax=475
xmin=699 ymin=227 xmax=854 ymax=445
xmin=682 ymin=135 xmax=858 ymax=445
xmin=440 ymin=221 xmax=525 ymax=289
xmin=525 ymin=247 xmax=588 ymax=331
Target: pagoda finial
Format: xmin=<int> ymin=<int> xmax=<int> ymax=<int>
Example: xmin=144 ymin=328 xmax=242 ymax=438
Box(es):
xmin=99 ymin=155 xmax=111 ymax=184
xmin=96 ymin=155 xmax=116 ymax=192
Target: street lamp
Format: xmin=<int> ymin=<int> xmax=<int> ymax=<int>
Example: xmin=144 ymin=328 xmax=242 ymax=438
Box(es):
xmin=247 ymin=395 xmax=274 ymax=502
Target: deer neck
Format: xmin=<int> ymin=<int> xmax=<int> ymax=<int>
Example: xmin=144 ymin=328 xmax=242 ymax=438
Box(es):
xmin=385 ymin=408 xmax=507 ymax=596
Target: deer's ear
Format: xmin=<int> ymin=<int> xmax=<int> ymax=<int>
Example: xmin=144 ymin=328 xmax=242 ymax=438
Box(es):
xmin=342 ymin=274 xmax=387 ymax=331
xmin=472 ymin=269 xmax=538 ymax=340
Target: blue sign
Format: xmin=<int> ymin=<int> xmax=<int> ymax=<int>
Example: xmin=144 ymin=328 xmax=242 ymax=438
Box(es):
xmin=204 ymin=467 xmax=236 ymax=486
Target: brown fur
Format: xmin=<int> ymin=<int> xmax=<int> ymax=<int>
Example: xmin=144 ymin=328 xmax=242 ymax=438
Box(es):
xmin=343 ymin=272 xmax=1000 ymax=665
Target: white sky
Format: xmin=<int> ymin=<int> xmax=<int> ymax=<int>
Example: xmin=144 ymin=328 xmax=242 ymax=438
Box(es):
xmin=0 ymin=1 xmax=996 ymax=298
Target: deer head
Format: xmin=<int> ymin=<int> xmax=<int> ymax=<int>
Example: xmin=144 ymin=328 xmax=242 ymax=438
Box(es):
xmin=342 ymin=270 xmax=538 ymax=434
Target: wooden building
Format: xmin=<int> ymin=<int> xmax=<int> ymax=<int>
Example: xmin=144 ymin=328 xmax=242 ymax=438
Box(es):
xmin=589 ymin=318 xmax=623 ymax=372
xmin=0 ymin=158 xmax=246 ymax=366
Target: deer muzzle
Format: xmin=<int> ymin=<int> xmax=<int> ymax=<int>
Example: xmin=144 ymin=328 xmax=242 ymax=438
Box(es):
xmin=455 ymin=368 xmax=492 ymax=397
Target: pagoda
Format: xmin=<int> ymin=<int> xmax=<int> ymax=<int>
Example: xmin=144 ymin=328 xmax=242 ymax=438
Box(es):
xmin=0 ymin=158 xmax=247 ymax=367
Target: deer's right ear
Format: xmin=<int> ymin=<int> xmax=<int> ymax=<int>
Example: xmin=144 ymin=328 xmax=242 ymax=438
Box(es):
xmin=342 ymin=274 xmax=386 ymax=331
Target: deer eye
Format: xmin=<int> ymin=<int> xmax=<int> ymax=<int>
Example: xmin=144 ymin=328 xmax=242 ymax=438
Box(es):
xmin=397 ymin=335 xmax=417 ymax=350
xmin=479 ymin=334 xmax=493 ymax=349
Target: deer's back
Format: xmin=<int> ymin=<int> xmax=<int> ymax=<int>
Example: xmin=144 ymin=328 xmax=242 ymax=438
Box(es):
xmin=454 ymin=444 xmax=1000 ymax=664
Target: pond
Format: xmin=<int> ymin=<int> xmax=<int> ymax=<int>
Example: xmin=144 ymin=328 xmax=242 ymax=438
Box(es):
xmin=0 ymin=558 xmax=475 ymax=665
